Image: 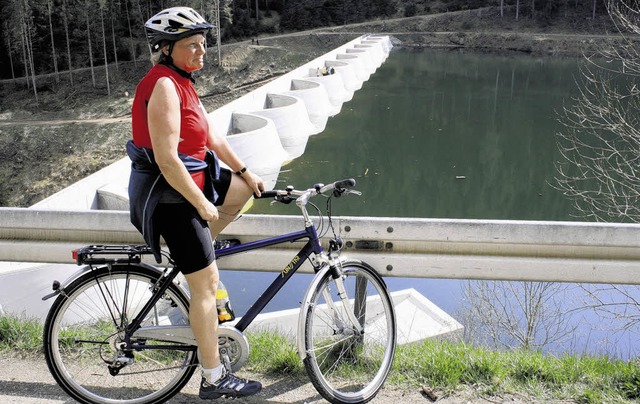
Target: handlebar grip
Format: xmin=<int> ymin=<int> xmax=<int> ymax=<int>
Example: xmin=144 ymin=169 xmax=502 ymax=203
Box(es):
xmin=334 ymin=178 xmax=356 ymax=191
xmin=254 ymin=190 xmax=278 ymax=199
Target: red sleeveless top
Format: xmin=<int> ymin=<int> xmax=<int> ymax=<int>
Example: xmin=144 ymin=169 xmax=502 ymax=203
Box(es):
xmin=131 ymin=64 xmax=209 ymax=190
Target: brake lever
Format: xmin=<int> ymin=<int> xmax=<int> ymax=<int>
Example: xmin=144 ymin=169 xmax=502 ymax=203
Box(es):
xmin=331 ymin=188 xmax=362 ymax=198
xmin=275 ymin=195 xmax=294 ymax=204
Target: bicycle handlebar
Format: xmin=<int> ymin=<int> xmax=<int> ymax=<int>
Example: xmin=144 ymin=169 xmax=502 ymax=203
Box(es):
xmin=333 ymin=178 xmax=356 ymax=191
xmin=258 ymin=190 xmax=279 ymax=199
xmin=254 ymin=178 xmax=358 ymax=204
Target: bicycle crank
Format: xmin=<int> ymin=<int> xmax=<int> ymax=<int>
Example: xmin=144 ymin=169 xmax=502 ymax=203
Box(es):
xmin=217 ymin=325 xmax=249 ymax=372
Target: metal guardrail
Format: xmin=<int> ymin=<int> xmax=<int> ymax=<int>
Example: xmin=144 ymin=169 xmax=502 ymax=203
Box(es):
xmin=1 ymin=207 xmax=640 ymax=284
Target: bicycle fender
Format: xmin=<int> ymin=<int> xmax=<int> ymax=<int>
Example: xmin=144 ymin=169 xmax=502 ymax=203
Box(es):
xmin=41 ymin=262 xmax=186 ymax=301
xmin=41 ymin=265 xmax=91 ymax=301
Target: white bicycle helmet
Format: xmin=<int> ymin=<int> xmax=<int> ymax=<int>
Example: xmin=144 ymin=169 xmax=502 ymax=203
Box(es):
xmin=145 ymin=7 xmax=213 ymax=51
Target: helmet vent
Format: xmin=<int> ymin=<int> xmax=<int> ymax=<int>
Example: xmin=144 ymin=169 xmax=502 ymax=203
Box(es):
xmin=177 ymin=12 xmax=192 ymax=21
xmin=168 ymin=20 xmax=184 ymax=31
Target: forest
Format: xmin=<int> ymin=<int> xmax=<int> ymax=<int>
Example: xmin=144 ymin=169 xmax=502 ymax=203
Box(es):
xmin=0 ymin=0 xmax=609 ymax=84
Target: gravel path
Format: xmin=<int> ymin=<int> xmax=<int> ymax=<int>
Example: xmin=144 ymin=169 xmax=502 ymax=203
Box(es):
xmin=0 ymin=355 xmax=426 ymax=404
xmin=0 ymin=355 xmax=553 ymax=404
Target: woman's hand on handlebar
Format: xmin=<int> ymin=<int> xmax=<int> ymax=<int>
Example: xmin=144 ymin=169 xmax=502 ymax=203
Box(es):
xmin=240 ymin=169 xmax=265 ymax=198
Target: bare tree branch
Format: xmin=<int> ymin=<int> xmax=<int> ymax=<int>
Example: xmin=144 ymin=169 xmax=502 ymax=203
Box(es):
xmin=576 ymin=284 xmax=640 ymax=332
xmin=554 ymin=0 xmax=640 ymax=348
xmin=460 ymin=281 xmax=578 ymax=351
xmin=555 ymin=0 xmax=640 ymax=223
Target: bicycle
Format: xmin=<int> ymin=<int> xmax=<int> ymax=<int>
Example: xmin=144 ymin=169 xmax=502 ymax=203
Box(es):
xmin=42 ymin=178 xmax=397 ymax=404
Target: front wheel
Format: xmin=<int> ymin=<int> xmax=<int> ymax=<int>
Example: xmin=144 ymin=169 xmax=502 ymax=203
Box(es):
xmin=302 ymin=260 xmax=396 ymax=404
xmin=43 ymin=264 xmax=197 ymax=404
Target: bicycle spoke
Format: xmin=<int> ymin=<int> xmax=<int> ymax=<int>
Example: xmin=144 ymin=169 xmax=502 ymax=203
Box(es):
xmin=44 ymin=265 xmax=197 ymax=404
xmin=303 ymin=262 xmax=396 ymax=404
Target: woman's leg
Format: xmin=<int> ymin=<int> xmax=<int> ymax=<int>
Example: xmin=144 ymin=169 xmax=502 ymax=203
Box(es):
xmin=185 ymin=260 xmax=262 ymax=399
xmin=154 ymin=203 xmax=220 ymax=369
xmin=183 ymin=262 xmax=220 ymax=370
xmin=210 ymin=174 xmax=253 ymax=238
xmin=183 ymin=174 xmax=251 ymax=367
xmin=189 ymin=174 xmax=251 ymax=366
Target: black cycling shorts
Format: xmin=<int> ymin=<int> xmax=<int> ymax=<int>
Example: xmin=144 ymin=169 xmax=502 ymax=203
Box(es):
xmin=153 ymin=168 xmax=233 ymax=274
xmin=212 ymin=167 xmax=232 ymax=207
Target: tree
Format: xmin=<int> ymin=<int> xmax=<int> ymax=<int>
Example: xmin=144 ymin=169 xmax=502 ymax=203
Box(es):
xmin=204 ymin=0 xmax=223 ymax=65
xmin=579 ymin=284 xmax=640 ymax=334
xmin=461 ymin=281 xmax=578 ymax=350
xmin=19 ymin=0 xmax=38 ymax=102
xmin=555 ymin=0 xmax=640 ymax=344
xmin=370 ymin=0 xmax=397 ymax=18
xmin=220 ymin=0 xmax=233 ymax=25
xmin=46 ymin=0 xmax=60 ymax=83
xmin=132 ymin=0 xmax=151 ymax=58
xmin=85 ymin=0 xmax=96 ymax=87
xmin=109 ymin=0 xmax=119 ymax=71
xmin=61 ymin=0 xmax=74 ymax=85
xmin=123 ymin=0 xmax=137 ymax=67
xmin=280 ymin=2 xmax=309 ymax=30
xmin=98 ymin=0 xmax=110 ymax=95
xmin=555 ymin=0 xmax=640 ymax=223
xmin=2 ymin=21 xmax=17 ymax=82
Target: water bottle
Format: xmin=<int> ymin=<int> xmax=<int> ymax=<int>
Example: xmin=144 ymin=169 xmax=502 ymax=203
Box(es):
xmin=216 ymin=280 xmax=235 ymax=323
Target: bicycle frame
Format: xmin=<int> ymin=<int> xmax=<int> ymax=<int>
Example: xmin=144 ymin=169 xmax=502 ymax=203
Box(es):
xmin=215 ymin=224 xmax=323 ymax=331
xmin=127 ymin=223 xmax=324 ymax=350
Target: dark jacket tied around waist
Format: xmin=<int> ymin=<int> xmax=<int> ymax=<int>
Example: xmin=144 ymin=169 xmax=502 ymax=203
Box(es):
xmin=126 ymin=140 xmax=220 ymax=262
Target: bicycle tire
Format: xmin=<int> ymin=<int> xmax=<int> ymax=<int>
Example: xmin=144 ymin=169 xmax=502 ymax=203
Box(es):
xmin=302 ymin=260 xmax=396 ymax=404
xmin=43 ymin=264 xmax=197 ymax=404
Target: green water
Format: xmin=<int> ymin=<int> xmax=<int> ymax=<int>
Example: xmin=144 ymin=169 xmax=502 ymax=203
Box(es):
xmin=229 ymin=49 xmax=640 ymax=357
xmin=250 ymin=48 xmax=583 ymax=221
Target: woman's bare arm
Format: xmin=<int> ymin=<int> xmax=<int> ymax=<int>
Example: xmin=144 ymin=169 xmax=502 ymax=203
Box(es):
xmin=147 ymin=77 xmax=218 ymax=221
xmin=206 ymin=115 xmax=264 ymax=197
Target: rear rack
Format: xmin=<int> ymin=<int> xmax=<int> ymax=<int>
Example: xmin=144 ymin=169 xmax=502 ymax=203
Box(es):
xmin=73 ymin=245 xmax=153 ymax=265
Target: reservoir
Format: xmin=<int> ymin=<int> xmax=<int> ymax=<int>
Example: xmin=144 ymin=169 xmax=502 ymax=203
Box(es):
xmin=254 ymin=47 xmax=582 ymax=221
xmin=221 ymin=47 xmax=637 ymax=358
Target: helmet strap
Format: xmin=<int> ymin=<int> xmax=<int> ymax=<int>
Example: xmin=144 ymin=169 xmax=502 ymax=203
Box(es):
xmin=159 ymin=54 xmax=195 ymax=84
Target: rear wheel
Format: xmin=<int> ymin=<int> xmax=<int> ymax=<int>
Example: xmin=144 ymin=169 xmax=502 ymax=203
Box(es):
xmin=302 ymin=260 xmax=396 ymax=404
xmin=43 ymin=264 xmax=197 ymax=404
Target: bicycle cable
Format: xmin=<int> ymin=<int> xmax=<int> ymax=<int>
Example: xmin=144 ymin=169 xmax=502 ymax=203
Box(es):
xmin=323 ymin=195 xmax=340 ymax=245
xmin=310 ymin=200 xmax=324 ymax=237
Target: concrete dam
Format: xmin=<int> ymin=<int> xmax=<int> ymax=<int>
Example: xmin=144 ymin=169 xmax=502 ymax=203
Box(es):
xmin=33 ymin=35 xmax=394 ymax=211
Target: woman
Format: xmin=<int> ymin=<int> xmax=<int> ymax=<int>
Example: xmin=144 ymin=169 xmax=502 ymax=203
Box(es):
xmin=127 ymin=6 xmax=263 ymax=400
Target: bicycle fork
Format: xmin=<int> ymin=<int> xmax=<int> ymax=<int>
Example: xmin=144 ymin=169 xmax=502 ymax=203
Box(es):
xmin=297 ymin=253 xmax=365 ymax=360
